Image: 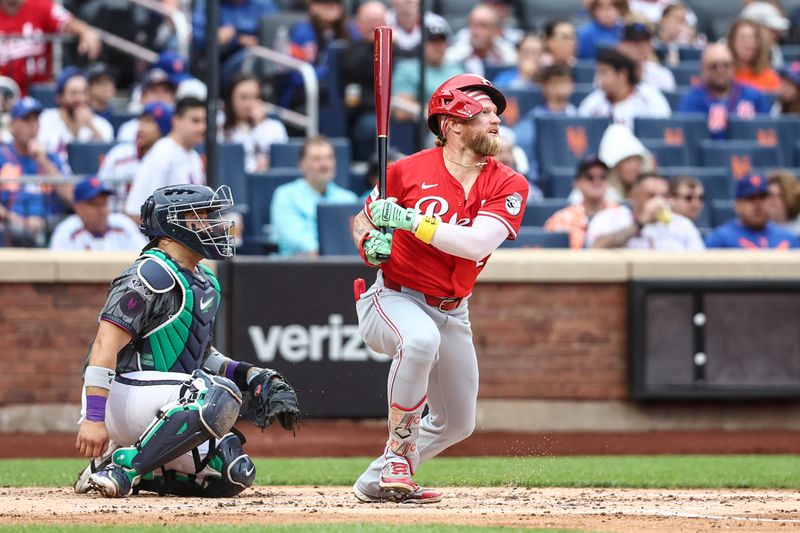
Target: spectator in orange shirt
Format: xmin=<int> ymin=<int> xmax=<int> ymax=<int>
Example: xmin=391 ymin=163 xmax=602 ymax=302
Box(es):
xmin=544 ymin=155 xmax=615 ymax=249
xmin=728 ymin=18 xmax=780 ymax=92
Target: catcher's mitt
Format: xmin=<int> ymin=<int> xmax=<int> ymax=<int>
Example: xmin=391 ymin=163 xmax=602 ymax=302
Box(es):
xmin=247 ymin=369 xmax=300 ymax=431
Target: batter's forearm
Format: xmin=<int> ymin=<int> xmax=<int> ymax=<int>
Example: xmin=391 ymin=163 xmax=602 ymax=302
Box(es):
xmin=352 ymin=210 xmax=376 ymax=247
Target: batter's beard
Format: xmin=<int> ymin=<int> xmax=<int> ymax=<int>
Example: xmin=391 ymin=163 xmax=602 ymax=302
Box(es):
xmin=463 ymin=128 xmax=500 ymax=157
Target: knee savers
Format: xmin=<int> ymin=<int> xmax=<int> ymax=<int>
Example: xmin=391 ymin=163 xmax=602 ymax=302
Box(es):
xmin=131 ymin=369 xmax=242 ymax=476
xmin=202 ymin=432 xmax=256 ymax=497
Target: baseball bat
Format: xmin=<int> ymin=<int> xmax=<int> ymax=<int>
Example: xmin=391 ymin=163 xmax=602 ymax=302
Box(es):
xmin=374 ymin=26 xmax=392 ymax=256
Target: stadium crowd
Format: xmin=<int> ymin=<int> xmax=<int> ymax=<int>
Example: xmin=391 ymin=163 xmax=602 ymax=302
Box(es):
xmin=0 ymin=0 xmax=800 ymax=252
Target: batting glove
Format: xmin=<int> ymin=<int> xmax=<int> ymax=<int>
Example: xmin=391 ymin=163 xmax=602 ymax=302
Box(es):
xmin=362 ymin=230 xmax=393 ymax=266
xmin=370 ymin=198 xmax=417 ymax=232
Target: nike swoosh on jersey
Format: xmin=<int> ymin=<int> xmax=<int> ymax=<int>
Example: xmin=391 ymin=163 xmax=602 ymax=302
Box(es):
xmin=200 ymin=296 xmax=215 ymax=311
xmin=421 ymin=183 xmax=438 ymax=189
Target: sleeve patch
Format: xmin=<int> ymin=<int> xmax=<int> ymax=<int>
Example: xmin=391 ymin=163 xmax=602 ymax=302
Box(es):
xmin=119 ymin=291 xmax=146 ymax=317
xmin=505 ymin=192 xmax=523 ymax=216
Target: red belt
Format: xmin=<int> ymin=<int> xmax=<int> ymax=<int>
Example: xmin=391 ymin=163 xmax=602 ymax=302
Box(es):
xmin=383 ymin=276 xmax=462 ymax=311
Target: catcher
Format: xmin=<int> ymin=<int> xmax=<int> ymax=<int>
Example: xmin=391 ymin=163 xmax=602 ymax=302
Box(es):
xmin=74 ymin=184 xmax=299 ymax=498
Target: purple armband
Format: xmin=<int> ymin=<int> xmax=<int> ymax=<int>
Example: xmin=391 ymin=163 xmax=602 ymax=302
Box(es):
xmin=226 ymin=361 xmax=254 ymax=389
xmin=85 ymin=395 xmax=107 ymax=422
xmin=225 ymin=361 xmax=240 ymax=381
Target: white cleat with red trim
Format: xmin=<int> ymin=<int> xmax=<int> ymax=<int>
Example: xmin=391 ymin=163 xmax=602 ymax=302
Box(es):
xmin=353 ymin=482 xmax=443 ymax=504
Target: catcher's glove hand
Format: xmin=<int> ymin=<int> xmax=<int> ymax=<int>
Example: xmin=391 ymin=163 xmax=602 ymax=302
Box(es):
xmin=248 ymin=369 xmax=300 ymax=431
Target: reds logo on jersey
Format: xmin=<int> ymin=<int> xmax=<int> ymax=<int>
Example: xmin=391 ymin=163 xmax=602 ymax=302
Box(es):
xmin=414 ymin=196 xmax=471 ymax=226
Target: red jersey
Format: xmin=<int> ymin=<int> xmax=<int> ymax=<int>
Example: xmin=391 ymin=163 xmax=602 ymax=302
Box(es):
xmin=364 ymin=147 xmax=528 ymax=298
xmin=0 ymin=0 xmax=73 ymax=94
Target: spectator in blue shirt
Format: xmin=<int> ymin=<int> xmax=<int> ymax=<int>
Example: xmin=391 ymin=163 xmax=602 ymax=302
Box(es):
xmin=705 ymin=174 xmax=800 ymax=249
xmin=270 ymin=136 xmax=357 ymax=256
xmin=576 ymin=0 xmax=626 ymax=60
xmin=0 ymin=97 xmax=67 ymax=247
xmin=677 ymin=43 xmax=772 ymax=140
xmin=192 ymin=0 xmax=277 ymax=59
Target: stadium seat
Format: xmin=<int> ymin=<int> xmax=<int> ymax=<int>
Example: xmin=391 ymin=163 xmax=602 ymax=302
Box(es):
xmin=727 ymin=118 xmax=800 ymax=168
xmin=686 ymin=0 xmax=741 ymax=40
xmin=535 ymin=116 xmax=609 ymax=175
xmin=641 ymin=139 xmax=690 ymax=167
xmin=780 ymin=44 xmax=800 ymax=63
xmin=501 ymin=227 xmax=570 ymax=248
xmin=67 ymin=142 xmax=116 ymax=175
xmin=217 ymin=143 xmax=247 ymax=210
xmin=633 ymin=115 xmax=709 ymax=165
xmin=270 ymin=138 xmax=351 ymax=189
xmin=663 ymin=88 xmax=690 ymax=112
xmin=503 ymin=87 xmax=543 ymax=127
xmin=711 ymin=199 xmax=736 ymax=227
xmin=570 ymin=83 xmax=594 ymax=106
xmin=571 ymin=60 xmax=596 ymax=84
xmin=245 ymin=168 xmax=301 ymax=248
xmin=107 ymin=113 xmax=137 ymax=137
xmin=29 ymin=83 xmax=56 ymax=108
xmin=521 ymin=0 xmax=585 ymax=32
xmin=521 ymin=198 xmax=569 ymax=226
xmin=700 ymin=140 xmax=783 ymax=180
xmin=678 ymin=47 xmax=703 ymax=62
xmin=317 ymin=202 xmax=361 ymax=255
xmin=668 ymin=62 xmax=701 ymax=87
xmin=546 ymin=166 xmax=577 ymax=198
xmin=390 ymin=121 xmax=417 ymax=158
xmin=485 ymin=65 xmax=506 ymax=82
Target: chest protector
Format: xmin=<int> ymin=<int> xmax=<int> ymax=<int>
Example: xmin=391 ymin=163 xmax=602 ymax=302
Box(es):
xmin=137 ymin=249 xmax=221 ymax=373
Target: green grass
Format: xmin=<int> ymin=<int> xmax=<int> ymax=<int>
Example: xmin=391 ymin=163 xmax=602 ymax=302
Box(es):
xmin=0 ymin=527 xmax=578 ymax=533
xmin=3 ymin=455 xmax=800 ymax=489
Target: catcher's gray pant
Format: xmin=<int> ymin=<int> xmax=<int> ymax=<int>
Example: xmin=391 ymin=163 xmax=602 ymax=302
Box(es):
xmin=354 ymin=271 xmax=479 ymax=496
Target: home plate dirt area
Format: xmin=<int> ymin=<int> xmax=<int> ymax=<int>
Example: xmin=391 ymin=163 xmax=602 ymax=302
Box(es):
xmin=2 ymin=486 xmax=800 ymax=532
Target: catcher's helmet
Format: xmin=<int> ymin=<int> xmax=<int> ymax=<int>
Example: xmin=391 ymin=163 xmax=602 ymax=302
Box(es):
xmin=140 ymin=184 xmax=235 ymax=260
xmin=427 ymin=74 xmax=506 ymax=137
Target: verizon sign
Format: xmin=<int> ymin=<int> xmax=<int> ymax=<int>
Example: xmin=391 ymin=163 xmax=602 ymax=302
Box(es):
xmin=226 ymin=259 xmax=390 ymax=417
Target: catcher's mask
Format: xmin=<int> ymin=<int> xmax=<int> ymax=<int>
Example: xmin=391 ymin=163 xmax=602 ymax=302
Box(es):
xmin=140 ymin=184 xmax=235 ymax=260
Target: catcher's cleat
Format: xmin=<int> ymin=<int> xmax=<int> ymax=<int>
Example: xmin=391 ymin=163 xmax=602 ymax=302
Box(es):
xmin=75 ymin=449 xmax=115 ymax=494
xmin=87 ymin=465 xmax=133 ymax=498
xmin=74 ymin=462 xmax=95 ymax=494
xmin=379 ymin=460 xmax=416 ymax=493
xmin=353 ymin=483 xmax=443 ymax=504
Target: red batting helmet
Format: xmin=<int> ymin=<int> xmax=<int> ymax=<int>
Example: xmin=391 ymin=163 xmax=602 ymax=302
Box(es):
xmin=427 ymin=74 xmax=507 ymax=137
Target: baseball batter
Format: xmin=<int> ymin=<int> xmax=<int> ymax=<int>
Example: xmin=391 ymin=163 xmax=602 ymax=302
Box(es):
xmin=351 ymin=74 xmax=528 ymax=503
xmin=74 ymin=184 xmax=299 ymax=498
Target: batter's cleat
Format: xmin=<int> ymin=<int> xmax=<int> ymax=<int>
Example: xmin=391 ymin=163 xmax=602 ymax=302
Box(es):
xmin=378 ymin=460 xmax=417 ymax=494
xmin=353 ymin=483 xmax=443 ymax=504
xmin=87 ymin=465 xmax=133 ymax=498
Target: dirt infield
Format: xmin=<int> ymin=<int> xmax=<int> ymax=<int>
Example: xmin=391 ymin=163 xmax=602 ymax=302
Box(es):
xmin=2 ymin=486 xmax=800 ymax=532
